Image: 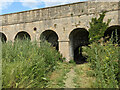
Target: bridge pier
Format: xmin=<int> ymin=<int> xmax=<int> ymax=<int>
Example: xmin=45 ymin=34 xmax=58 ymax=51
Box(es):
xmin=59 ymin=40 xmax=70 ymax=62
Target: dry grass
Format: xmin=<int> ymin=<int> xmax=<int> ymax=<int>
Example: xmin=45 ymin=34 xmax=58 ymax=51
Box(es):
xmin=73 ymin=63 xmax=96 ymax=88
xmin=48 ymin=62 xmax=96 ymax=88
xmin=47 ymin=62 xmax=75 ymax=88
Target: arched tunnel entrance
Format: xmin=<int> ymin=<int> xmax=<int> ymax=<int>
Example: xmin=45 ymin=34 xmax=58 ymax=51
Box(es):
xmin=14 ymin=31 xmax=31 ymax=41
xmin=104 ymin=25 xmax=120 ymax=44
xmin=69 ymin=28 xmax=89 ymax=64
xmin=0 ymin=32 xmax=7 ymax=42
xmin=40 ymin=30 xmax=59 ymax=50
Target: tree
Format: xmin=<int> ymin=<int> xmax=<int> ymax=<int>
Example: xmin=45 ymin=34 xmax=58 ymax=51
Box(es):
xmin=89 ymin=12 xmax=111 ymax=43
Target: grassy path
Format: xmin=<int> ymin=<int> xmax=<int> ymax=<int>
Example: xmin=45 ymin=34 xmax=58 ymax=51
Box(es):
xmin=48 ymin=62 xmax=96 ymax=88
xmin=73 ymin=63 xmax=96 ymax=88
xmin=64 ymin=68 xmax=76 ymax=88
xmin=47 ymin=62 xmax=75 ymax=88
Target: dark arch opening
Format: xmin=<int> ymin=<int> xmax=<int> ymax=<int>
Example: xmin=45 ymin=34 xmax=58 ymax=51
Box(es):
xmin=40 ymin=30 xmax=59 ymax=50
xmin=14 ymin=31 xmax=31 ymax=40
xmin=0 ymin=32 xmax=7 ymax=42
xmin=69 ymin=28 xmax=89 ymax=64
xmin=104 ymin=25 xmax=120 ymax=44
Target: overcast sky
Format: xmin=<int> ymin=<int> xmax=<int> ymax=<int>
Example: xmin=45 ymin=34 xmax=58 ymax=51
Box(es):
xmin=0 ymin=0 xmax=87 ymax=15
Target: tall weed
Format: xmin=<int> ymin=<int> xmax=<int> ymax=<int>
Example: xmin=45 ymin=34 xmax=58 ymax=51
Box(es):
xmin=83 ymin=41 xmax=119 ymax=88
xmin=2 ymin=39 xmax=63 ymax=88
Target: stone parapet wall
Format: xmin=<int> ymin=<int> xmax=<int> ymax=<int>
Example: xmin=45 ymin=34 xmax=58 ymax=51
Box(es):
xmin=1 ymin=1 xmax=119 ymax=26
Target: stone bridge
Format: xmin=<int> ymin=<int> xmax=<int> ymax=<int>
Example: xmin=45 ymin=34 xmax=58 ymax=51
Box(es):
xmin=0 ymin=1 xmax=120 ymax=62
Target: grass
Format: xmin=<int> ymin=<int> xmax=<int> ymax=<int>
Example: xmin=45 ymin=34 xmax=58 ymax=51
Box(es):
xmin=2 ymin=39 xmax=77 ymax=88
xmin=2 ymin=39 xmax=97 ymax=88
xmin=2 ymin=39 xmax=63 ymax=88
xmin=47 ymin=61 xmax=96 ymax=88
xmin=73 ymin=63 xmax=96 ymax=88
xmin=47 ymin=62 xmax=75 ymax=88
xmin=83 ymin=41 xmax=119 ymax=88
xmin=2 ymin=38 xmax=118 ymax=88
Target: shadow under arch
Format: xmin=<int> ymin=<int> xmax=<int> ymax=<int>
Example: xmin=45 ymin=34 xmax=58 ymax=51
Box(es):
xmin=0 ymin=32 xmax=7 ymax=42
xmin=40 ymin=30 xmax=59 ymax=50
xmin=104 ymin=25 xmax=120 ymax=44
xmin=14 ymin=31 xmax=31 ymax=41
xmin=69 ymin=28 xmax=89 ymax=64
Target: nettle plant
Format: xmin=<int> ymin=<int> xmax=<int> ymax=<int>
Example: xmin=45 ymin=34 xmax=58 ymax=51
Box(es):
xmin=89 ymin=11 xmax=111 ymax=43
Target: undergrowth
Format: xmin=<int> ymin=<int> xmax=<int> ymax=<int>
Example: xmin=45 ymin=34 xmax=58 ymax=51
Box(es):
xmin=2 ymin=39 xmax=63 ymax=88
xmin=83 ymin=11 xmax=119 ymax=88
xmin=83 ymin=41 xmax=119 ymax=88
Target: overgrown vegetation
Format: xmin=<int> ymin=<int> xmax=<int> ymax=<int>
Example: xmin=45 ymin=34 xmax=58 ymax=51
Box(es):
xmin=83 ymin=12 xmax=119 ymax=88
xmin=89 ymin=12 xmax=111 ymax=43
xmin=2 ymin=39 xmax=63 ymax=88
xmin=1 ymin=12 xmax=120 ymax=88
xmin=73 ymin=63 xmax=95 ymax=88
xmin=48 ymin=62 xmax=74 ymax=88
xmin=83 ymin=41 xmax=119 ymax=88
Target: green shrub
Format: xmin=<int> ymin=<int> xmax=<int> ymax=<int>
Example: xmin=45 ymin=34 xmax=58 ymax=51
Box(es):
xmin=83 ymin=41 xmax=119 ymax=88
xmin=69 ymin=60 xmax=76 ymax=64
xmin=84 ymin=11 xmax=119 ymax=88
xmin=89 ymin=11 xmax=111 ymax=43
xmin=2 ymin=39 xmax=63 ymax=88
xmin=86 ymin=70 xmax=95 ymax=77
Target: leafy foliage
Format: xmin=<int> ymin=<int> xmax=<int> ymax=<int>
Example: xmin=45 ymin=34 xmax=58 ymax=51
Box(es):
xmin=2 ymin=39 xmax=63 ymax=88
xmin=89 ymin=12 xmax=111 ymax=43
xmin=83 ymin=12 xmax=119 ymax=88
xmin=83 ymin=41 xmax=119 ymax=88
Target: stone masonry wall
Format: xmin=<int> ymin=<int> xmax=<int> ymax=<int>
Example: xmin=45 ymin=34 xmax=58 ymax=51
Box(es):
xmin=0 ymin=1 xmax=120 ymax=61
xmin=1 ymin=1 xmax=119 ymax=26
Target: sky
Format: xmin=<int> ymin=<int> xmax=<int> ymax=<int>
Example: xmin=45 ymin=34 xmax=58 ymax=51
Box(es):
xmin=0 ymin=0 xmax=87 ymax=15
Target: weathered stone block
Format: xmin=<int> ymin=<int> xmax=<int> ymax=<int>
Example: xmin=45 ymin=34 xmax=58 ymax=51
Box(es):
xmin=60 ymin=5 xmax=71 ymax=17
xmin=41 ymin=8 xmax=49 ymax=20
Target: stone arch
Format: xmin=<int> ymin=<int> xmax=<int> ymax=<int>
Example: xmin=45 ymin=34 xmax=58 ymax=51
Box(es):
xmin=0 ymin=32 xmax=7 ymax=42
xmin=69 ymin=28 xmax=89 ymax=64
xmin=40 ymin=30 xmax=59 ymax=50
xmin=14 ymin=31 xmax=31 ymax=40
xmin=104 ymin=25 xmax=120 ymax=44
